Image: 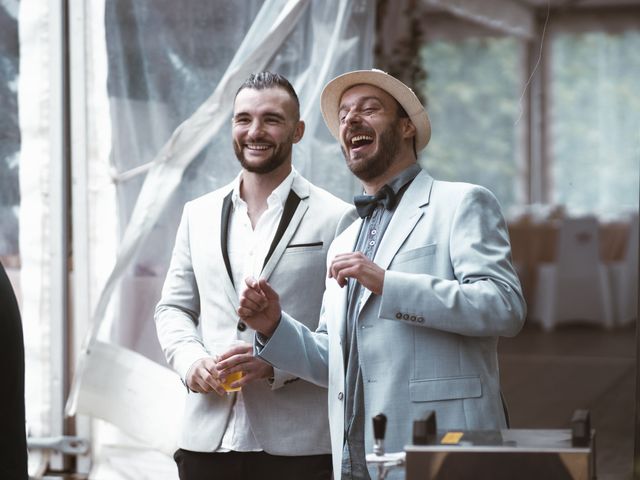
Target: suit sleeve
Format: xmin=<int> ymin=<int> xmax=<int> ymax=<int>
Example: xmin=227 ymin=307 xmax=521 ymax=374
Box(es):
xmin=379 ymin=186 xmax=526 ymax=337
xmin=258 ymin=203 xmax=356 ymax=390
xmin=256 ymin=287 xmax=331 ymax=389
xmin=154 ymin=203 xmax=209 ymax=381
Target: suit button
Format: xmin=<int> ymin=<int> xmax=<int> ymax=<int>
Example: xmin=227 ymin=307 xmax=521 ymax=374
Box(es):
xmin=395 ymin=313 xmax=402 ymax=319
xmin=417 ymin=317 xmax=424 ymax=323
xmin=403 ymin=314 xmax=409 ymax=320
xmin=237 ymin=321 xmax=247 ymax=332
xmin=338 ymin=392 xmax=344 ymax=400
xmin=410 ymin=315 xmax=417 ymax=322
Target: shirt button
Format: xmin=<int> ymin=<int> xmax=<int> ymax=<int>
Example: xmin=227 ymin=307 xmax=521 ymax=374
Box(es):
xmin=338 ymin=392 xmax=344 ymax=400
xmin=369 ymin=240 xmax=375 ymax=246
xmin=417 ymin=317 xmax=425 ymax=323
xmin=371 ymin=229 xmax=377 ymax=235
xmin=403 ymin=314 xmax=410 ymax=320
xmin=410 ymin=315 xmax=417 ymax=322
xmin=396 ymin=312 xmax=402 ymax=319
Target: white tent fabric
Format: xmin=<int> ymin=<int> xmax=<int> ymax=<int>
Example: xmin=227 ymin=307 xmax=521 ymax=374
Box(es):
xmin=64 ymin=0 xmax=372 ymax=474
xmin=65 ymin=0 xmax=314 ymax=418
xmin=17 ymin=0 xmax=374 ymax=476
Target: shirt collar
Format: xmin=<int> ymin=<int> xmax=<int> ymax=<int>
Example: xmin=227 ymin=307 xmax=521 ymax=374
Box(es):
xmin=232 ymin=167 xmax=298 ymax=209
xmin=385 ymin=163 xmax=422 ymax=196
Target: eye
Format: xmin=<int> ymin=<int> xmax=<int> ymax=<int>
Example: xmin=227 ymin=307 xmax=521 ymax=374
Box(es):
xmin=234 ymin=116 xmax=250 ymax=125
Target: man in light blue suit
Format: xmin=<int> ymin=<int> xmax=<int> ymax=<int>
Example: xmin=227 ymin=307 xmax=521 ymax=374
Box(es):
xmin=230 ymin=69 xmax=526 ymax=480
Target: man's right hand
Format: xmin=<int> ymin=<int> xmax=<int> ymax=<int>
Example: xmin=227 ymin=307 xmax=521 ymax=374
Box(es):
xmin=237 ymin=277 xmax=282 ymax=337
xmin=185 ymin=357 xmax=227 ymax=396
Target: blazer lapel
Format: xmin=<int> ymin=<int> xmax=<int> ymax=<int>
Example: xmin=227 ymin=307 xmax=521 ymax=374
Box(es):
xmin=333 ymin=219 xmax=362 ymax=345
xmin=359 ymin=170 xmax=434 ymax=309
xmin=260 ymin=175 xmax=309 ymax=280
xmin=219 ymin=190 xmax=241 ymax=305
xmin=262 ymin=190 xmax=301 ymax=270
xmin=221 ymin=191 xmax=234 ymax=285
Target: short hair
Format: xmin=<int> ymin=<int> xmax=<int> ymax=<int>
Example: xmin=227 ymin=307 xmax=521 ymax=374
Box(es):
xmin=235 ymin=72 xmax=300 ymax=118
xmin=396 ymin=100 xmax=409 ymax=119
xmin=394 ymin=99 xmax=416 ymax=157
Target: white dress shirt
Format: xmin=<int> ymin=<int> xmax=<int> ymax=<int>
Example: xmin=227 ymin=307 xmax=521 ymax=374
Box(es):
xmin=218 ymin=168 xmax=296 ymax=452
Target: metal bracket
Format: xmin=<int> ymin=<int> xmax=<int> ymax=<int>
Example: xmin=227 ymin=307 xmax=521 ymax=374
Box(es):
xmin=28 ymin=436 xmax=90 ymax=455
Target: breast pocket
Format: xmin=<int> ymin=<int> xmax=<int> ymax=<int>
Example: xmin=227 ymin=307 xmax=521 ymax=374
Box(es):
xmin=390 ymin=243 xmax=437 ymax=271
xmin=284 ymin=241 xmax=324 ymax=254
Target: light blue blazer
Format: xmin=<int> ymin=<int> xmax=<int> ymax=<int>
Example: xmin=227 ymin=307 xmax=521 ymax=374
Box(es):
xmin=258 ymin=169 xmax=526 ymax=479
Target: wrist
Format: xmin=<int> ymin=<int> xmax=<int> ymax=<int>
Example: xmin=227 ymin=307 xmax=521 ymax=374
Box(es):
xmin=265 ymin=313 xmax=282 ymax=337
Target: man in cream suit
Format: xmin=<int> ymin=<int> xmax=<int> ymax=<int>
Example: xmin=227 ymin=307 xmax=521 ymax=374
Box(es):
xmin=233 ymin=70 xmax=527 ymax=480
xmin=155 ymin=72 xmax=355 ymax=480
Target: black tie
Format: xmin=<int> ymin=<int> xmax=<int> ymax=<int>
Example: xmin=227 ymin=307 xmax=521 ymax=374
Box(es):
xmin=353 ymin=184 xmax=397 ymax=218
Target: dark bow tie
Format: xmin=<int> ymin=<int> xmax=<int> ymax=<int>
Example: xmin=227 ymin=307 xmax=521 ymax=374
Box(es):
xmin=353 ymin=185 xmax=397 ymax=218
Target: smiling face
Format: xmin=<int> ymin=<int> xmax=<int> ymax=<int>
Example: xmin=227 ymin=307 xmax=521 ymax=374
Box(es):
xmin=232 ymin=87 xmax=304 ymax=175
xmin=338 ymin=84 xmax=415 ymax=183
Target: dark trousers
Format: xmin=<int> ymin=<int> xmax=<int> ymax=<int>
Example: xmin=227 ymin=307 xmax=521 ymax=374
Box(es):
xmin=174 ymin=449 xmax=332 ymax=480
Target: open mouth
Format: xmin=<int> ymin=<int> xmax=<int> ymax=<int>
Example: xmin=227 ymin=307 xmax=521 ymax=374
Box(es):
xmin=349 ymin=134 xmax=374 ymax=152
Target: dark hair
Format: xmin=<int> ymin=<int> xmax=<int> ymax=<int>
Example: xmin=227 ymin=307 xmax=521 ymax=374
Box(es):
xmin=235 ymin=72 xmax=300 ymax=118
xmin=395 ymin=100 xmax=409 ymax=119
xmin=393 ymin=99 xmax=417 ymax=158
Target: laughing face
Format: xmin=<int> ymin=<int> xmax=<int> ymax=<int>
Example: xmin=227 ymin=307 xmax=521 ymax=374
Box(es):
xmin=338 ymin=84 xmax=406 ymax=182
xmin=232 ymin=87 xmax=304 ymax=174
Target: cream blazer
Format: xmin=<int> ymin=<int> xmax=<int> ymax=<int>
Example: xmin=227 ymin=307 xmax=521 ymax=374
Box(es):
xmin=155 ymin=173 xmax=355 ymax=455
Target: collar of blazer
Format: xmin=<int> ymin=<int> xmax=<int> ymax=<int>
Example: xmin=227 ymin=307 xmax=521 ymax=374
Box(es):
xmin=336 ymin=169 xmax=435 ymax=316
xmin=220 ymin=173 xmax=312 ymax=294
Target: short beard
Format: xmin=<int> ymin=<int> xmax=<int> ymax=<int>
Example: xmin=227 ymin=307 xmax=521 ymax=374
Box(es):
xmin=342 ymin=124 xmax=401 ymax=182
xmin=234 ymin=138 xmax=293 ymax=174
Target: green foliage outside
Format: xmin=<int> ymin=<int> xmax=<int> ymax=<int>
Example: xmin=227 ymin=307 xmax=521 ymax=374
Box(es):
xmin=551 ymin=31 xmax=640 ymax=216
xmin=418 ymin=31 xmax=640 ymax=217
xmin=419 ymin=36 xmax=522 ymax=210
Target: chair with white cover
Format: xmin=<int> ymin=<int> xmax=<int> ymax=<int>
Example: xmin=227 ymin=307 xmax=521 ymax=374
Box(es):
xmin=530 ymin=216 xmax=614 ymax=331
xmin=607 ymin=213 xmax=639 ymax=327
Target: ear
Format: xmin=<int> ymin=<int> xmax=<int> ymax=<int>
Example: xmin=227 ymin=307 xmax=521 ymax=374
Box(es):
xmin=401 ymin=118 xmax=417 ymax=141
xmin=292 ymin=120 xmax=305 ymax=144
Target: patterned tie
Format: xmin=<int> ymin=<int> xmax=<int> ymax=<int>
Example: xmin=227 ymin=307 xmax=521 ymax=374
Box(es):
xmin=353 ymin=184 xmax=397 ymax=218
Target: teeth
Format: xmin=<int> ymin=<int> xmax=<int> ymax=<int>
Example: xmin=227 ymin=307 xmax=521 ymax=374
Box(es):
xmin=246 ymin=144 xmax=270 ymax=150
xmin=351 ymin=135 xmax=373 ymax=145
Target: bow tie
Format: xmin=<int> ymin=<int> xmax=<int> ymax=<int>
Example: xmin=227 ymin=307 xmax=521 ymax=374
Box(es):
xmin=354 ymin=185 xmax=397 ymax=218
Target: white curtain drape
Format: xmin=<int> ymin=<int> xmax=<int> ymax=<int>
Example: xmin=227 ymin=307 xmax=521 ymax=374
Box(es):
xmin=18 ymin=0 xmax=374 ymax=477
xmin=66 ymin=0 xmax=373 ymax=477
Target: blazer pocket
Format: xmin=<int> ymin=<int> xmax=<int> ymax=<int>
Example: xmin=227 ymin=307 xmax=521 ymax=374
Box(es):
xmin=285 ymin=241 xmax=324 ymax=253
xmin=409 ymin=375 xmax=482 ymax=402
xmin=392 ymin=243 xmax=437 ymax=266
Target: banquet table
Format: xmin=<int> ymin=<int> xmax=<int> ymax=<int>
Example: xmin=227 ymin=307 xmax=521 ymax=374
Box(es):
xmin=507 ymin=219 xmax=631 ymax=307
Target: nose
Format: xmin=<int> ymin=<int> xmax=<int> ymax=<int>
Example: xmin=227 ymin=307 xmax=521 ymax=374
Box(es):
xmin=341 ymin=109 xmax=362 ymax=128
xmin=248 ymin=120 xmax=265 ymax=138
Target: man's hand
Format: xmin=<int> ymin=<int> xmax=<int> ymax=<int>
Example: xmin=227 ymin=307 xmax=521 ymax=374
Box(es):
xmin=215 ymin=342 xmax=274 ymax=389
xmin=328 ymin=252 xmax=385 ymax=294
xmin=185 ymin=357 xmax=227 ymax=396
xmin=237 ymin=277 xmax=282 ymax=337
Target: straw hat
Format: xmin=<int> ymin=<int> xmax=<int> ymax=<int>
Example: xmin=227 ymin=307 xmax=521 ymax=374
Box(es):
xmin=320 ymin=69 xmax=431 ymax=152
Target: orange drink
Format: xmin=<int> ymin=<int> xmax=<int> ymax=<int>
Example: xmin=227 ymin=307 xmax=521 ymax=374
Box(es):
xmin=222 ymin=371 xmax=244 ymax=392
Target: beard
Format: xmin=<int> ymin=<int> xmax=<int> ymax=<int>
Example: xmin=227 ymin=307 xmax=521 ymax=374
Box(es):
xmin=234 ymin=136 xmax=293 ymax=174
xmin=341 ymin=123 xmax=402 ymax=182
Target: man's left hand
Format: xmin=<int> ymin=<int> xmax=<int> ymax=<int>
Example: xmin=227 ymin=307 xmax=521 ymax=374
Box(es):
xmin=215 ymin=343 xmax=274 ymax=389
xmin=328 ymin=252 xmax=385 ymax=294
